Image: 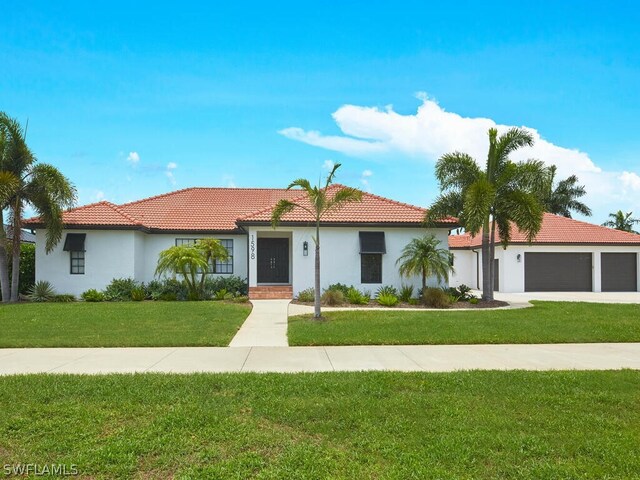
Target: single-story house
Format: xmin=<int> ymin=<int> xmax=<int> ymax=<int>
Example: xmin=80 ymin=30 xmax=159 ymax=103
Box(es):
xmin=24 ymin=185 xmax=457 ymax=298
xmin=449 ymin=213 xmax=640 ymax=292
xmin=4 ymin=224 xmax=36 ymax=244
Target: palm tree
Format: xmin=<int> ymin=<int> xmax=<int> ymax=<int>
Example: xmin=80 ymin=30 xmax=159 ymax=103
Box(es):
xmin=155 ymin=245 xmax=209 ymax=299
xmin=271 ymin=163 xmax=362 ymax=319
xmin=0 ymin=113 xmax=76 ymax=302
xmin=396 ymin=234 xmax=452 ymax=290
xmin=602 ymin=210 xmax=640 ymax=234
xmin=427 ymin=128 xmax=546 ymax=301
xmin=542 ymin=165 xmax=592 ymax=218
xmin=196 ymin=238 xmax=229 ymax=292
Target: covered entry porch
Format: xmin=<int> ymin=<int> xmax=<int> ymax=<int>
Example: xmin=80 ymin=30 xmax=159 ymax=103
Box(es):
xmin=247 ymin=230 xmax=296 ymax=299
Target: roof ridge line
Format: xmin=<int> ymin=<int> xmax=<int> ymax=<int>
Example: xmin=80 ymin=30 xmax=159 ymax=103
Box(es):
xmin=236 ymin=187 xmax=311 ymax=222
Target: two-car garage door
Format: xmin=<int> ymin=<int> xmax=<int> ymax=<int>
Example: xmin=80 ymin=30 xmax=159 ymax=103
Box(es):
xmin=524 ymin=252 xmax=638 ymax=292
xmin=524 ymin=253 xmax=592 ymax=291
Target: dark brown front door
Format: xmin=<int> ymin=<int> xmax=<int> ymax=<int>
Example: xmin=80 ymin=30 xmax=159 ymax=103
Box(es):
xmin=257 ymin=238 xmax=289 ymax=284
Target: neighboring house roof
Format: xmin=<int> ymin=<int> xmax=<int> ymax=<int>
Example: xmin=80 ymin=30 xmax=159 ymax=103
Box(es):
xmin=4 ymin=225 xmax=36 ymax=244
xmin=449 ymin=213 xmax=640 ymax=248
xmin=24 ymin=185 xmax=456 ymax=232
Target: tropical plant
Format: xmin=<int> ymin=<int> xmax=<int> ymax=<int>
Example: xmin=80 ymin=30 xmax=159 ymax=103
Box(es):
xmin=27 ymin=280 xmax=55 ymax=302
xmin=398 ymin=284 xmax=415 ymax=302
xmin=321 ymin=289 xmax=345 ymax=306
xmin=0 ymin=113 xmax=76 ymax=302
xmin=81 ymin=289 xmax=105 ymax=302
xmin=103 ymin=277 xmax=140 ymax=301
xmin=541 ymin=165 xmax=592 ymax=218
xmin=421 ymin=287 xmax=452 ymax=309
xmin=130 ymin=287 xmax=146 ymax=301
xmin=297 ymin=288 xmax=315 ymax=303
xmin=155 ymin=245 xmax=209 ymax=299
xmin=50 ymin=294 xmax=75 ymax=302
xmin=375 ymin=285 xmax=398 ymax=298
xmin=271 ymin=163 xmax=362 ymax=318
xmin=427 ymin=127 xmax=547 ymax=301
xmin=346 ymin=287 xmax=370 ymax=305
xmin=602 ymin=210 xmax=639 ymax=234
xmin=377 ymin=293 xmax=399 ymax=307
xmin=325 ymin=283 xmax=351 ymax=297
xmin=195 ymin=238 xmax=229 ymax=291
xmin=396 ymin=234 xmax=452 ymax=290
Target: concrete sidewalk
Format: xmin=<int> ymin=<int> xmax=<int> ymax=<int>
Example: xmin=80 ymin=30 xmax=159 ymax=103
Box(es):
xmin=1 ymin=343 xmax=639 ymax=375
xmin=228 ymin=300 xmax=290 ymax=347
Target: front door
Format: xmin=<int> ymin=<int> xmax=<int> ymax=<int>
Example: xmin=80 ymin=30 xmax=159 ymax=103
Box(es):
xmin=257 ymin=238 xmax=289 ymax=283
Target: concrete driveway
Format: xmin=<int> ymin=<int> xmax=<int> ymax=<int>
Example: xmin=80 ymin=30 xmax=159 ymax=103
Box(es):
xmin=492 ymin=291 xmax=640 ymax=304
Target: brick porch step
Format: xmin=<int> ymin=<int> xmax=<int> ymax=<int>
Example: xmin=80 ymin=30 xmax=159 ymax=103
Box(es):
xmin=249 ymin=286 xmax=293 ymax=300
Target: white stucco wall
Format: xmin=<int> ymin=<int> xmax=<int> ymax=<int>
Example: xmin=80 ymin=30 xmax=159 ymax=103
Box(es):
xmin=451 ymin=244 xmax=640 ymax=293
xmin=35 ymin=229 xmax=248 ymax=296
xmin=35 ymin=229 xmax=137 ymax=296
xmin=247 ymin=225 xmax=450 ymax=295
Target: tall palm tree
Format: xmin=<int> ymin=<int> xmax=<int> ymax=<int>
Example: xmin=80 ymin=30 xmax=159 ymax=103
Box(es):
xmin=0 ymin=113 xmax=76 ymax=302
xmin=427 ymin=128 xmax=546 ymax=301
xmin=396 ymin=234 xmax=452 ymax=290
xmin=271 ymin=163 xmax=362 ymax=319
xmin=542 ymin=165 xmax=592 ymax=218
xmin=602 ymin=210 xmax=640 ymax=234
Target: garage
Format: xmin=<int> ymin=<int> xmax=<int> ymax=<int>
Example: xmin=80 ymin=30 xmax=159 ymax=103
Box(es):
xmin=601 ymin=253 xmax=638 ymax=292
xmin=524 ymin=252 xmax=592 ymax=292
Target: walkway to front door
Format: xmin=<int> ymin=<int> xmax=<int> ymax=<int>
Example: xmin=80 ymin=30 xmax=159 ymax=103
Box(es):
xmin=229 ymin=300 xmax=290 ymax=347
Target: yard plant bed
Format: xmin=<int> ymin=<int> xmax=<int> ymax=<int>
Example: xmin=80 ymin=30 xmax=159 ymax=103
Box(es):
xmin=291 ymin=299 xmax=509 ymax=309
xmin=0 ymin=371 xmax=638 ymax=478
xmin=0 ymin=301 xmax=251 ymax=347
xmin=289 ymin=301 xmax=640 ymax=346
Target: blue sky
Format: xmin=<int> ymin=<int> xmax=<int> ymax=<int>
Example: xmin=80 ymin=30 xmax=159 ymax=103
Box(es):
xmin=2 ymin=1 xmax=639 ymax=222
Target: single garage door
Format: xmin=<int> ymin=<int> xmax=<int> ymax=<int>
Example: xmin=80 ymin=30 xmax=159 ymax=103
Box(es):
xmin=601 ymin=253 xmax=638 ymax=292
xmin=525 ymin=252 xmax=592 ymax=292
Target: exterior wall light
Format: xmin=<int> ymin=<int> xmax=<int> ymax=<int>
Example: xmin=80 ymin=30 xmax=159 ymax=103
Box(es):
xmin=517 ymin=253 xmax=522 ymax=263
xmin=303 ymin=241 xmax=309 ymax=256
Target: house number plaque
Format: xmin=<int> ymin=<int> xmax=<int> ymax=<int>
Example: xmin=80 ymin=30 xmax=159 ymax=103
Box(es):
xmin=250 ymin=235 xmax=255 ymax=259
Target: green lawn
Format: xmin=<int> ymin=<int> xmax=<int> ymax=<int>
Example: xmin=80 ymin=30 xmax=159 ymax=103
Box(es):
xmin=0 ymin=301 xmax=251 ymax=347
xmin=289 ymin=301 xmax=640 ymax=346
xmin=0 ymin=371 xmax=638 ymax=478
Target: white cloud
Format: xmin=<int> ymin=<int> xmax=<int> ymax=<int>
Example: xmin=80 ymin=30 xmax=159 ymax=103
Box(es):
xmin=360 ymin=169 xmax=373 ymax=191
xmin=95 ymin=191 xmax=105 ymax=201
xmin=281 ymin=93 xmax=639 ymax=218
xmin=322 ymin=159 xmax=335 ymax=171
xmin=165 ymin=162 xmax=177 ymax=185
xmin=127 ymin=151 xmax=140 ymax=165
xmin=222 ymin=174 xmax=237 ymax=188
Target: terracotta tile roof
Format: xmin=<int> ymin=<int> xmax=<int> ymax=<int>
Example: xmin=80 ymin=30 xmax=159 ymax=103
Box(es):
xmin=24 ymin=186 xmax=452 ymax=231
xmin=449 ymin=213 xmax=640 ymax=248
xmin=239 ymin=184 xmax=458 ymax=225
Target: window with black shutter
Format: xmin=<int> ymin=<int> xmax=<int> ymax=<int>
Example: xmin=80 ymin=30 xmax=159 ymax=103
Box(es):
xmin=63 ymin=234 xmax=86 ymax=275
xmin=360 ymin=232 xmax=385 ymax=284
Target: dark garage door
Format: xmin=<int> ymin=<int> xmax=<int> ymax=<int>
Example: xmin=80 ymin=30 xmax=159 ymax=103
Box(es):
xmin=525 ymin=253 xmax=592 ymax=292
xmin=601 ymin=253 xmax=637 ymax=292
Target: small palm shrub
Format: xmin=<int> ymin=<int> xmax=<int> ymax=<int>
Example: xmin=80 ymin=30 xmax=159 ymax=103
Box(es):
xmin=377 ymin=293 xmax=399 ymax=307
xmin=469 ymin=297 xmax=479 ymax=305
xmin=51 ymin=294 xmax=76 ymax=302
xmin=346 ymin=287 xmax=370 ymax=305
xmin=422 ymin=287 xmax=452 ymax=309
xmin=399 ymin=284 xmax=414 ymax=302
xmin=104 ymin=278 xmax=139 ymax=301
xmin=81 ymin=289 xmax=105 ymax=302
xmin=321 ymin=289 xmax=345 ymax=306
xmin=213 ymin=289 xmax=231 ymax=301
xmin=297 ymin=288 xmax=315 ymax=303
xmin=130 ymin=287 xmax=146 ymax=301
xmin=375 ymin=285 xmax=398 ymax=299
xmin=326 ymin=283 xmax=351 ymax=296
xmin=27 ymin=281 xmax=55 ymax=302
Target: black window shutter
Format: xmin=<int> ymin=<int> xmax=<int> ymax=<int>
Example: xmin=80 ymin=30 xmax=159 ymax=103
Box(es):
xmin=359 ymin=232 xmax=386 ymax=254
xmin=63 ymin=233 xmax=86 ymax=252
